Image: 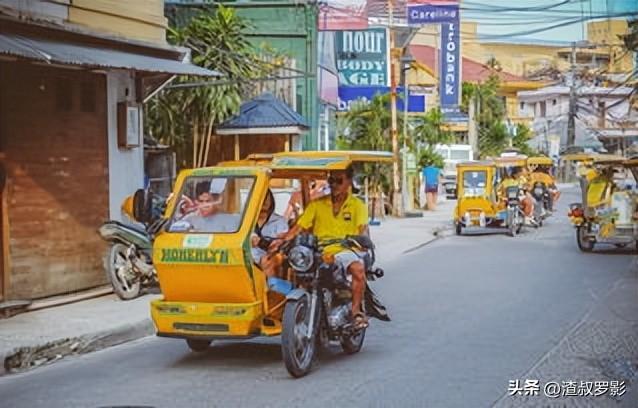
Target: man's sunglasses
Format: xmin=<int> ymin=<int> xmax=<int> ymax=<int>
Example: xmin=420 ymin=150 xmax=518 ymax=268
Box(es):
xmin=327 ymin=175 xmax=345 ymax=185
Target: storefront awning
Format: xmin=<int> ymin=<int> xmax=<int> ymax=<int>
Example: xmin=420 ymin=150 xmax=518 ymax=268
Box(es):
xmin=0 ymin=33 xmax=219 ymax=77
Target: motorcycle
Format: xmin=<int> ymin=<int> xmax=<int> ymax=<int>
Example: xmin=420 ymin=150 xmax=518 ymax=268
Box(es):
xmin=278 ymin=233 xmax=389 ymax=377
xmin=505 ymin=186 xmax=525 ymax=237
xmin=531 ymin=181 xmax=552 ymax=219
xmin=98 ymin=190 xmax=166 ymax=300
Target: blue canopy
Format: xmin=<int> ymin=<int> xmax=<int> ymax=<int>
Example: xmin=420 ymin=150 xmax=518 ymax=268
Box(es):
xmin=217 ymin=93 xmax=309 ymax=134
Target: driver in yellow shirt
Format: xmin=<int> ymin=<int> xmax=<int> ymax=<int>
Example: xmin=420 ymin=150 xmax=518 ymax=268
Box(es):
xmin=272 ymin=166 xmax=370 ymax=330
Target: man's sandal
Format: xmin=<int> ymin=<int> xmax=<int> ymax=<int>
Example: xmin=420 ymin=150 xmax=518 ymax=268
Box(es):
xmin=353 ymin=312 xmax=369 ymax=330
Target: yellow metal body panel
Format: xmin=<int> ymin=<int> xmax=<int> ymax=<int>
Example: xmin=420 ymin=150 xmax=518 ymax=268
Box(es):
xmin=455 ymin=163 xmax=498 ymax=222
xmin=151 ymin=299 xmax=265 ymax=337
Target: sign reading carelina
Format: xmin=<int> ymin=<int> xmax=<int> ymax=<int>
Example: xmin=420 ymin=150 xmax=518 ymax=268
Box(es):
xmin=336 ymin=28 xmax=389 ymax=87
xmin=407 ymin=0 xmax=461 ymax=113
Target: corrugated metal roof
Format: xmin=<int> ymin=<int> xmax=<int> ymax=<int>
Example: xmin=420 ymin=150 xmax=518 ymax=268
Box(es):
xmin=217 ymin=93 xmax=310 ymax=130
xmin=0 ymin=33 xmax=219 ymax=77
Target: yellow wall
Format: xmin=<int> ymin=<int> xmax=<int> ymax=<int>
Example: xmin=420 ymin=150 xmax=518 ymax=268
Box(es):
xmin=587 ymin=19 xmax=632 ymax=73
xmin=68 ymin=0 xmax=167 ymax=45
xmin=412 ymin=19 xmax=634 ymax=78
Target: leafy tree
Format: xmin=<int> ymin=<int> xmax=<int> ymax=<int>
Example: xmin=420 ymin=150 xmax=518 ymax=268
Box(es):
xmin=336 ymin=93 xmax=395 ymax=198
xmin=461 ymin=75 xmax=536 ymax=157
xmin=413 ymin=107 xmax=454 ymax=147
xmin=145 ymin=5 xmax=284 ymax=168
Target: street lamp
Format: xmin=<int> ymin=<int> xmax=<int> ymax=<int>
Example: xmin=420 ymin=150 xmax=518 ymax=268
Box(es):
xmin=400 ymin=52 xmax=416 ymax=214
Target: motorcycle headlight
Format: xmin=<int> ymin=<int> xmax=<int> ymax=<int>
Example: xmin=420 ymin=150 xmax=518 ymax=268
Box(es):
xmin=288 ymin=245 xmax=314 ymax=272
xmin=534 ymin=187 xmax=543 ymax=196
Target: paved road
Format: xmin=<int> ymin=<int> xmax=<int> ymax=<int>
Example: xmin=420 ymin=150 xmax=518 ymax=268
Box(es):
xmin=1 ymin=188 xmax=636 ymax=408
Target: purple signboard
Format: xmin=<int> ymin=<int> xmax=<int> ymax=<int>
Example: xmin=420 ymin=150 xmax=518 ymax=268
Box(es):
xmin=439 ymin=17 xmax=460 ymax=113
xmin=406 ymin=4 xmax=459 ymax=25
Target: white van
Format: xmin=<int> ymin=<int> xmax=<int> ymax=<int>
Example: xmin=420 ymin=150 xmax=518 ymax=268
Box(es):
xmin=434 ymin=144 xmax=474 ymax=198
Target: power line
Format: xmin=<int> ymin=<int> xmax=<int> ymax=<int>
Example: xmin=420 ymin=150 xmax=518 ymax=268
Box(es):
xmin=461 ymin=0 xmax=588 ymax=13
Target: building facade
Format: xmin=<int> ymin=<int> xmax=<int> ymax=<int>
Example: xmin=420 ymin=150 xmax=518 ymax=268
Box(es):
xmin=0 ymin=1 xmax=213 ymax=303
xmin=518 ymin=86 xmax=638 ymax=155
xmin=165 ymin=0 xmax=320 ymax=150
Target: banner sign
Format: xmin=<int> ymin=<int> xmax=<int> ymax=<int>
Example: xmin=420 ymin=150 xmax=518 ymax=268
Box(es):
xmin=439 ymin=17 xmax=461 ymax=113
xmin=318 ymin=0 xmax=368 ymax=30
xmin=336 ymin=28 xmax=389 ymax=87
xmin=406 ymin=4 xmax=459 ymax=25
xmin=338 ymin=86 xmax=427 ymax=113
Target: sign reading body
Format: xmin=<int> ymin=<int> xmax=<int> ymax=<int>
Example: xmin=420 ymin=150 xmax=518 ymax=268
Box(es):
xmin=336 ymin=28 xmax=389 ymax=87
xmin=439 ymin=17 xmax=461 ymax=113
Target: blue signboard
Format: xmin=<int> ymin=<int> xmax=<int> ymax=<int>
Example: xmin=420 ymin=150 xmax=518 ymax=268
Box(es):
xmin=439 ymin=17 xmax=460 ymax=113
xmin=338 ymin=86 xmax=427 ymax=113
xmin=407 ymin=4 xmax=459 ymax=25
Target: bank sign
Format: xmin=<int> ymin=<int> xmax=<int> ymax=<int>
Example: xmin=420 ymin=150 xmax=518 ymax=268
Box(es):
xmin=440 ymin=18 xmax=460 ymax=113
xmin=336 ymin=28 xmax=389 ymax=87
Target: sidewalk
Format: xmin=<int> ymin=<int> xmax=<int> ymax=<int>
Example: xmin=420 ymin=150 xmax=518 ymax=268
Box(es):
xmin=0 ymin=200 xmax=453 ymax=376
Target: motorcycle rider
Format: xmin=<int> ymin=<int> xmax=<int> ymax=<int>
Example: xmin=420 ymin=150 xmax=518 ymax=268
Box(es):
xmin=498 ymin=168 xmax=536 ymax=225
xmin=529 ymin=165 xmax=560 ymax=211
xmin=271 ymin=166 xmax=370 ymax=330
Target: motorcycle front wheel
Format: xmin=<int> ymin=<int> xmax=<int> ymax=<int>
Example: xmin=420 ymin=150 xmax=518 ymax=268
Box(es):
xmin=106 ymin=243 xmax=141 ymax=300
xmin=281 ymin=296 xmax=317 ymax=378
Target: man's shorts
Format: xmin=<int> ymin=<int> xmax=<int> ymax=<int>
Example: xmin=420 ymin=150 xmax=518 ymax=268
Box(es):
xmin=425 ymin=185 xmax=438 ymax=193
xmin=334 ymin=250 xmax=365 ymax=277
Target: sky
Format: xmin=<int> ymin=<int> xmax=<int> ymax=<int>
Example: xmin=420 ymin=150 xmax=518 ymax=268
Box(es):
xmin=462 ymin=0 xmax=638 ymax=44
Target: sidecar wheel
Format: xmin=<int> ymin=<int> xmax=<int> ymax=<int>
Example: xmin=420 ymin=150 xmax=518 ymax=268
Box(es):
xmin=186 ymin=339 xmax=211 ymax=352
xmin=281 ymin=297 xmax=317 ymax=378
xmin=106 ymin=243 xmax=141 ymax=300
xmin=341 ymin=328 xmax=366 ymax=354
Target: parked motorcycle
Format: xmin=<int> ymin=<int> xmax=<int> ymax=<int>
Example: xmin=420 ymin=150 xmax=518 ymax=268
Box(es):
xmin=98 ymin=190 xmax=166 ymax=300
xmin=278 ymin=233 xmax=389 ymax=377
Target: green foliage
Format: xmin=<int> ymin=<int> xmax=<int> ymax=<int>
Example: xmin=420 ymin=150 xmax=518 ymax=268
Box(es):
xmin=413 ymin=107 xmax=454 ymax=147
xmin=461 ymin=75 xmax=537 ymax=158
xmin=144 ymin=5 xmax=283 ymax=168
xmin=418 ymin=147 xmax=444 ymax=169
xmin=336 ymin=93 xmax=396 ymax=195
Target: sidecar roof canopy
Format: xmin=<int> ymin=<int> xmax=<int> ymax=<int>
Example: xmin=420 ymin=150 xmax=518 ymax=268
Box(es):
xmin=270 ymin=151 xmax=393 ymax=171
xmin=528 ymin=156 xmax=554 ymax=166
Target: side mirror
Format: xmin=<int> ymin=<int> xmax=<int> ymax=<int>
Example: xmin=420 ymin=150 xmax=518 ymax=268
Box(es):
xmin=133 ymin=188 xmax=153 ymax=224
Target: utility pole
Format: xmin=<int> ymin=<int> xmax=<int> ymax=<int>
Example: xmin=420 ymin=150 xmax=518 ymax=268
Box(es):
xmin=389 ymin=0 xmax=402 ymax=217
xmin=567 ymin=41 xmax=577 ymax=149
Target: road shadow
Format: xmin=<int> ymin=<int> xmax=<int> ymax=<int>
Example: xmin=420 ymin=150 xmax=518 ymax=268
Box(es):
xmin=167 ymin=338 xmax=379 ymax=373
xmin=170 ymin=340 xmax=282 ymax=369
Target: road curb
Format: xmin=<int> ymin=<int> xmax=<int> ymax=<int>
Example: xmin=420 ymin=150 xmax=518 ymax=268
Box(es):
xmin=1 ymin=318 xmax=153 ymax=377
xmin=401 ymin=224 xmax=452 ymax=254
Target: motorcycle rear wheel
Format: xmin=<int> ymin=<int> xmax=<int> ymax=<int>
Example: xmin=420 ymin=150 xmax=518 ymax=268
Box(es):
xmin=106 ymin=243 xmax=141 ymax=300
xmin=282 ymin=297 xmax=317 ymax=378
xmin=576 ymin=226 xmax=595 ymax=252
xmin=341 ymin=328 xmax=366 ymax=354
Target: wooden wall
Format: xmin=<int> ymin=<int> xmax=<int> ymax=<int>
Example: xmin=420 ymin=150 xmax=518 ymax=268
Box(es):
xmin=0 ymin=63 xmax=109 ymax=300
xmin=206 ymin=134 xmax=288 ymax=166
xmin=69 ymin=0 xmax=167 ymax=45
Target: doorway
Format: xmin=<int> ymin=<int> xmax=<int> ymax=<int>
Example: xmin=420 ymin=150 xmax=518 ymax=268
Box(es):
xmin=0 ymin=159 xmax=5 ymax=302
